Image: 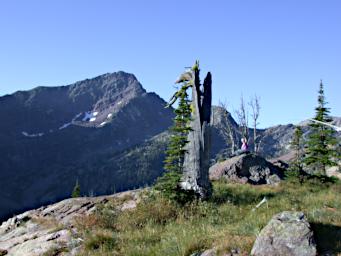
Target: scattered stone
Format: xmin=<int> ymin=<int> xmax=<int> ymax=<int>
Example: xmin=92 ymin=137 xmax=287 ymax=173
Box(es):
xmin=121 ymin=199 xmax=138 ymax=211
xmin=0 ymin=190 xmax=140 ymax=256
xmin=267 ymin=174 xmax=281 ymax=185
xmin=224 ymin=248 xmax=242 ymax=256
xmin=251 ymin=211 xmax=317 ymax=256
xmin=193 ymin=248 xmax=244 ymax=256
xmin=0 ymin=249 xmax=8 ymax=256
xmin=209 ymin=153 xmax=283 ymax=184
xmin=199 ymin=248 xmax=216 ymax=256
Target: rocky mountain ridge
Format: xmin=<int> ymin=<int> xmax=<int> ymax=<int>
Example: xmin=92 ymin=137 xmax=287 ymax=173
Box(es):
xmin=0 ymin=71 xmax=339 ymax=223
xmin=0 ymin=72 xmax=173 ymax=222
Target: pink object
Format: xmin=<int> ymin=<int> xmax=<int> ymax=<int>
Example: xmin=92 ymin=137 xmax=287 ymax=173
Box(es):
xmin=241 ymin=142 xmax=248 ymax=151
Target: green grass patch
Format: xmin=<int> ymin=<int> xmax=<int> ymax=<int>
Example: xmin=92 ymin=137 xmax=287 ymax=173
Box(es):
xmin=76 ymin=180 xmax=341 ymax=256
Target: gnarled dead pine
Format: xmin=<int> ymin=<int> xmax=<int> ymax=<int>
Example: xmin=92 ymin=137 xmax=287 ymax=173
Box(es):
xmin=180 ymin=62 xmax=212 ymax=199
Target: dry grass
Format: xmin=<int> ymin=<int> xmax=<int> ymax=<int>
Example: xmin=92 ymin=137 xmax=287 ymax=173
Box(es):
xmin=75 ymin=179 xmax=341 ymax=256
xmin=42 ymin=244 xmax=69 ymax=256
xmin=31 ymin=216 xmax=65 ymax=233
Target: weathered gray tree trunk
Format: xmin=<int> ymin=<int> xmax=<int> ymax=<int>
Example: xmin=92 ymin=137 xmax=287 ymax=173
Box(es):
xmin=180 ymin=68 xmax=212 ymax=199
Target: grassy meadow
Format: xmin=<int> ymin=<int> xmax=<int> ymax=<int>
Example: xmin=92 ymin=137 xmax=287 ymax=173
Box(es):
xmin=75 ymin=178 xmax=341 ymax=256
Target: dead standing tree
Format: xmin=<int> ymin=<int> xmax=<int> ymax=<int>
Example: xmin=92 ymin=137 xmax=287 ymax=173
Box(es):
xmin=170 ymin=61 xmax=212 ymax=199
xmin=235 ymin=95 xmax=249 ymax=143
xmin=249 ymin=95 xmax=261 ymax=153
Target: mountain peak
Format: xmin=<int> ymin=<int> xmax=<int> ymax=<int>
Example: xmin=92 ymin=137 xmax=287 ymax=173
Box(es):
xmin=0 ymin=71 xmax=149 ymax=133
xmin=68 ymin=71 xmax=146 ymax=101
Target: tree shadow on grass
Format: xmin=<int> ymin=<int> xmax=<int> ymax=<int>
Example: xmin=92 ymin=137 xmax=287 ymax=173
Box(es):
xmin=311 ymin=222 xmax=341 ymax=255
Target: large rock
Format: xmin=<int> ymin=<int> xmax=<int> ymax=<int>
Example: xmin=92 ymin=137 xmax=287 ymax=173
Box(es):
xmin=251 ymin=211 xmax=317 ymax=256
xmin=209 ymin=153 xmax=283 ymax=184
xmin=0 ymin=190 xmax=140 ymax=256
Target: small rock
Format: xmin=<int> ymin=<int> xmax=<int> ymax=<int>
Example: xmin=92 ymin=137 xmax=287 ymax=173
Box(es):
xmin=200 ymin=248 xmax=216 ymax=256
xmin=221 ymin=248 xmax=242 ymax=256
xmin=251 ymin=211 xmax=317 ymax=256
xmin=46 ymin=231 xmax=61 ymax=241
xmin=121 ymin=200 xmax=137 ymax=211
xmin=0 ymin=249 xmax=8 ymax=256
xmin=267 ymin=174 xmax=281 ymax=185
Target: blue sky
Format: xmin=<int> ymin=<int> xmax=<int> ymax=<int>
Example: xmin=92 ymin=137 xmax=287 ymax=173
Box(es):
xmin=0 ymin=0 xmax=340 ymax=128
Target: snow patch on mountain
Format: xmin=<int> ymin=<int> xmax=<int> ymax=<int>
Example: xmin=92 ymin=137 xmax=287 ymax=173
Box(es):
xmin=82 ymin=111 xmax=99 ymax=122
xmin=22 ymin=131 xmax=44 ymax=138
xmin=59 ymin=123 xmax=71 ymax=130
xmin=82 ymin=111 xmax=92 ymax=121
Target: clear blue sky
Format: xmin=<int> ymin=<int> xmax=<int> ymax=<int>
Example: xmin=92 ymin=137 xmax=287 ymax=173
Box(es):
xmin=1 ymin=0 xmax=340 ymax=128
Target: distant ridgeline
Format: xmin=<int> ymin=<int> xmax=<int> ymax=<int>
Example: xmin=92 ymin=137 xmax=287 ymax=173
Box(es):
xmin=0 ymin=71 xmax=339 ymax=221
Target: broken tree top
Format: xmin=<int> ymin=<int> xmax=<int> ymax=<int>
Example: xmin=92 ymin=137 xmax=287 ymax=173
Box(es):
xmin=172 ymin=61 xmax=213 ymax=199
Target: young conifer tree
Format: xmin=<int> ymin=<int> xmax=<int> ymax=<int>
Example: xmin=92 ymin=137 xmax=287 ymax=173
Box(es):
xmin=154 ymin=87 xmax=192 ymax=202
xmin=291 ymin=126 xmax=304 ymax=170
xmin=72 ymin=180 xmax=81 ymax=198
xmin=304 ymin=81 xmax=338 ymax=174
xmin=164 ymin=89 xmax=191 ymax=172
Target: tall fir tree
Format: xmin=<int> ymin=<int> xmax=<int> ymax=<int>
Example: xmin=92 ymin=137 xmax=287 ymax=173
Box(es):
xmin=154 ymin=87 xmax=192 ymax=202
xmin=304 ymin=81 xmax=338 ymax=174
xmin=164 ymin=89 xmax=192 ymax=173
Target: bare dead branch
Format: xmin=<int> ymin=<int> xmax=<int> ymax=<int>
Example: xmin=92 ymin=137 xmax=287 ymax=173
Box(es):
xmin=249 ymin=95 xmax=261 ymax=153
xmin=234 ymin=95 xmax=249 ymax=141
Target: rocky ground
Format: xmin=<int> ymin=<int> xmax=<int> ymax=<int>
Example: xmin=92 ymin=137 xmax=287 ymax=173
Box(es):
xmin=1 ymin=157 xmax=340 ymax=256
xmin=0 ymin=190 xmax=140 ymax=256
xmin=327 ymin=166 xmax=341 ymax=180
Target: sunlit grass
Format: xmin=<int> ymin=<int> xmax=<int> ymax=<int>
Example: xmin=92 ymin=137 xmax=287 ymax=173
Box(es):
xmin=76 ymin=179 xmax=341 ymax=256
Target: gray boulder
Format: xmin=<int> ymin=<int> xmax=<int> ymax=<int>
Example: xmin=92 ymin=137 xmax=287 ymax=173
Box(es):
xmin=0 ymin=190 xmax=140 ymax=256
xmin=251 ymin=211 xmax=317 ymax=256
xmin=209 ymin=153 xmax=283 ymax=184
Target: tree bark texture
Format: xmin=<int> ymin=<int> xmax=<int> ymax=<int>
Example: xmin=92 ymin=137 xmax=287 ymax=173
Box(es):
xmin=180 ymin=68 xmax=212 ymax=199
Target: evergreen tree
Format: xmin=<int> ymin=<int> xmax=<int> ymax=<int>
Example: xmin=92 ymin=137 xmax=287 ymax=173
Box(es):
xmin=304 ymin=81 xmax=338 ymax=174
xmin=286 ymin=126 xmax=304 ymax=181
xmin=291 ymin=126 xmax=304 ymax=170
xmin=72 ymin=180 xmax=81 ymax=198
xmin=154 ymin=86 xmax=192 ymax=202
xmin=163 ymin=89 xmax=192 ymax=173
